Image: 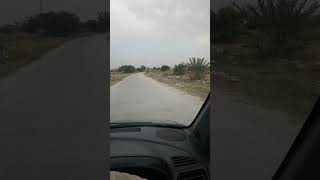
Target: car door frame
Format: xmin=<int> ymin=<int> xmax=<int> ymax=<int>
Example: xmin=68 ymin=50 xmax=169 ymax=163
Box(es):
xmin=272 ymin=96 xmax=320 ymax=180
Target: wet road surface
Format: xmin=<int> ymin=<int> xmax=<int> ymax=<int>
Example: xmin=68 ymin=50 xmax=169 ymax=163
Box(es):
xmin=0 ymin=34 xmax=108 ymax=180
xmin=110 ymin=73 xmax=204 ymax=126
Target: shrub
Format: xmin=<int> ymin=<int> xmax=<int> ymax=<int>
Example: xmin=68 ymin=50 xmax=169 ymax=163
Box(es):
xmin=212 ymin=6 xmax=243 ymax=43
xmin=85 ymin=11 xmax=109 ymax=33
xmin=118 ymin=65 xmax=135 ymax=73
xmin=139 ymin=65 xmax=146 ymax=72
xmin=233 ymin=0 xmax=320 ymax=57
xmin=187 ymin=57 xmax=209 ymax=80
xmin=160 ymin=65 xmax=171 ymax=71
xmin=22 ymin=11 xmax=81 ymax=37
xmin=173 ymin=63 xmax=187 ymax=75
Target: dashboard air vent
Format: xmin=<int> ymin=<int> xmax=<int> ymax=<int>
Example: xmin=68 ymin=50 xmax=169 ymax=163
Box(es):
xmin=171 ymin=156 xmax=197 ymax=168
xmin=177 ymin=169 xmax=207 ymax=180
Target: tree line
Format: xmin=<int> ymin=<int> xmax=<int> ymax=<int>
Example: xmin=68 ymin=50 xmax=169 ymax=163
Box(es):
xmin=115 ymin=57 xmax=209 ymax=80
xmin=0 ymin=11 xmax=110 ymax=37
xmin=212 ymin=0 xmax=320 ymax=58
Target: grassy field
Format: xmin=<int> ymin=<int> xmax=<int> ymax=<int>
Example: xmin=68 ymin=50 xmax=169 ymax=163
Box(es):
xmin=110 ymin=72 xmax=133 ymax=86
xmin=213 ymin=40 xmax=320 ymax=124
xmin=145 ymin=70 xmax=210 ymax=100
xmin=0 ymin=32 xmax=93 ymax=79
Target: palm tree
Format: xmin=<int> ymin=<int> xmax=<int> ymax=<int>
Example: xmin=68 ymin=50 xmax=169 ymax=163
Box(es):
xmin=187 ymin=57 xmax=209 ymax=80
xmin=233 ymin=0 xmax=320 ymax=57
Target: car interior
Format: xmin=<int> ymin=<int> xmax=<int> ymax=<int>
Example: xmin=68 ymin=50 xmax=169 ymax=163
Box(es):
xmin=110 ymin=94 xmax=210 ymax=180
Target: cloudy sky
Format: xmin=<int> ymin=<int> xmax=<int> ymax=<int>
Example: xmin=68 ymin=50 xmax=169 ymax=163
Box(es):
xmin=110 ymin=0 xmax=210 ymax=69
xmin=0 ymin=0 xmax=242 ymax=25
xmin=1 ymin=0 xmax=238 ymax=69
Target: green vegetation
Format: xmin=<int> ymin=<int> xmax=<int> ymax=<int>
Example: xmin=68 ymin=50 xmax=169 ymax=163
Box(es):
xmin=84 ymin=12 xmax=109 ymax=33
xmin=160 ymin=65 xmax=171 ymax=71
xmin=173 ymin=63 xmax=187 ymax=75
xmin=187 ymin=57 xmax=209 ymax=80
xmin=0 ymin=10 xmax=110 ymax=79
xmin=145 ymin=58 xmax=210 ymax=99
xmin=22 ymin=11 xmax=81 ymax=36
xmin=118 ymin=65 xmax=136 ymax=73
xmin=12 ymin=11 xmax=110 ymax=37
xmin=211 ymin=6 xmax=243 ymax=43
xmin=145 ymin=70 xmax=210 ymax=100
xmin=233 ymin=0 xmax=320 ymax=57
xmin=136 ymin=65 xmax=146 ymax=72
xmin=212 ymin=0 xmax=320 ymax=123
xmin=110 ymin=60 xmax=210 ymax=98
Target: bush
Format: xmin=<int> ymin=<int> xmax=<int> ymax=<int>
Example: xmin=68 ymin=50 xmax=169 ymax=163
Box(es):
xmin=118 ymin=65 xmax=135 ymax=73
xmin=22 ymin=11 xmax=81 ymax=37
xmin=233 ymin=0 xmax=320 ymax=57
xmin=85 ymin=11 xmax=109 ymax=33
xmin=187 ymin=57 xmax=209 ymax=80
xmin=173 ymin=63 xmax=187 ymax=75
xmin=212 ymin=6 xmax=243 ymax=43
xmin=160 ymin=65 xmax=171 ymax=71
xmin=137 ymin=65 xmax=146 ymax=72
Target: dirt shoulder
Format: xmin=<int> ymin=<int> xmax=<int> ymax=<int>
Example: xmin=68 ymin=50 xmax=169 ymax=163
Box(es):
xmin=0 ymin=32 xmax=94 ymax=79
xmin=213 ymin=41 xmax=320 ymax=123
xmin=145 ymin=71 xmax=210 ymax=100
xmin=111 ymin=72 xmax=134 ymax=86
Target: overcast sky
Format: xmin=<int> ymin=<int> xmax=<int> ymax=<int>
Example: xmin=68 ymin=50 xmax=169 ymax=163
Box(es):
xmin=0 ymin=0 xmax=244 ymax=25
xmin=110 ymin=0 xmax=210 ymax=69
xmin=1 ymin=0 xmax=239 ymax=69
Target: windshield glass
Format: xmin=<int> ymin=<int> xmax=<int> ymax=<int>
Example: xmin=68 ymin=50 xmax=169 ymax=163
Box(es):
xmin=110 ymin=0 xmax=210 ymax=127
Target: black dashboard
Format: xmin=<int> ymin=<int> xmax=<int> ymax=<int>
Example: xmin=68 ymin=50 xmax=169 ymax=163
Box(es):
xmin=110 ymin=126 xmax=209 ymax=180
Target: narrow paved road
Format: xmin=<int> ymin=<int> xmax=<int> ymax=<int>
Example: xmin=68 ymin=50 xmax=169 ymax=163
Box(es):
xmin=0 ymin=34 xmax=108 ymax=180
xmin=110 ymin=73 xmax=204 ymax=126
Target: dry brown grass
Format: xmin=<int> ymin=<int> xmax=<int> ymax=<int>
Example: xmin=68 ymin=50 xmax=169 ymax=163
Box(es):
xmin=145 ymin=70 xmax=210 ymax=100
xmin=111 ymin=72 xmax=134 ymax=86
xmin=214 ymin=39 xmax=320 ymax=123
xmin=0 ymin=33 xmax=71 ymax=78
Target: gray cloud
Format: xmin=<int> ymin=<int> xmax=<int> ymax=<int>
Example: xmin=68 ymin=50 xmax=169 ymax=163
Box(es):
xmin=110 ymin=0 xmax=210 ymax=69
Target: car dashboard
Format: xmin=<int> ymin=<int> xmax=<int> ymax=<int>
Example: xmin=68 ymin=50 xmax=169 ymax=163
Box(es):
xmin=110 ymin=126 xmax=209 ymax=180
